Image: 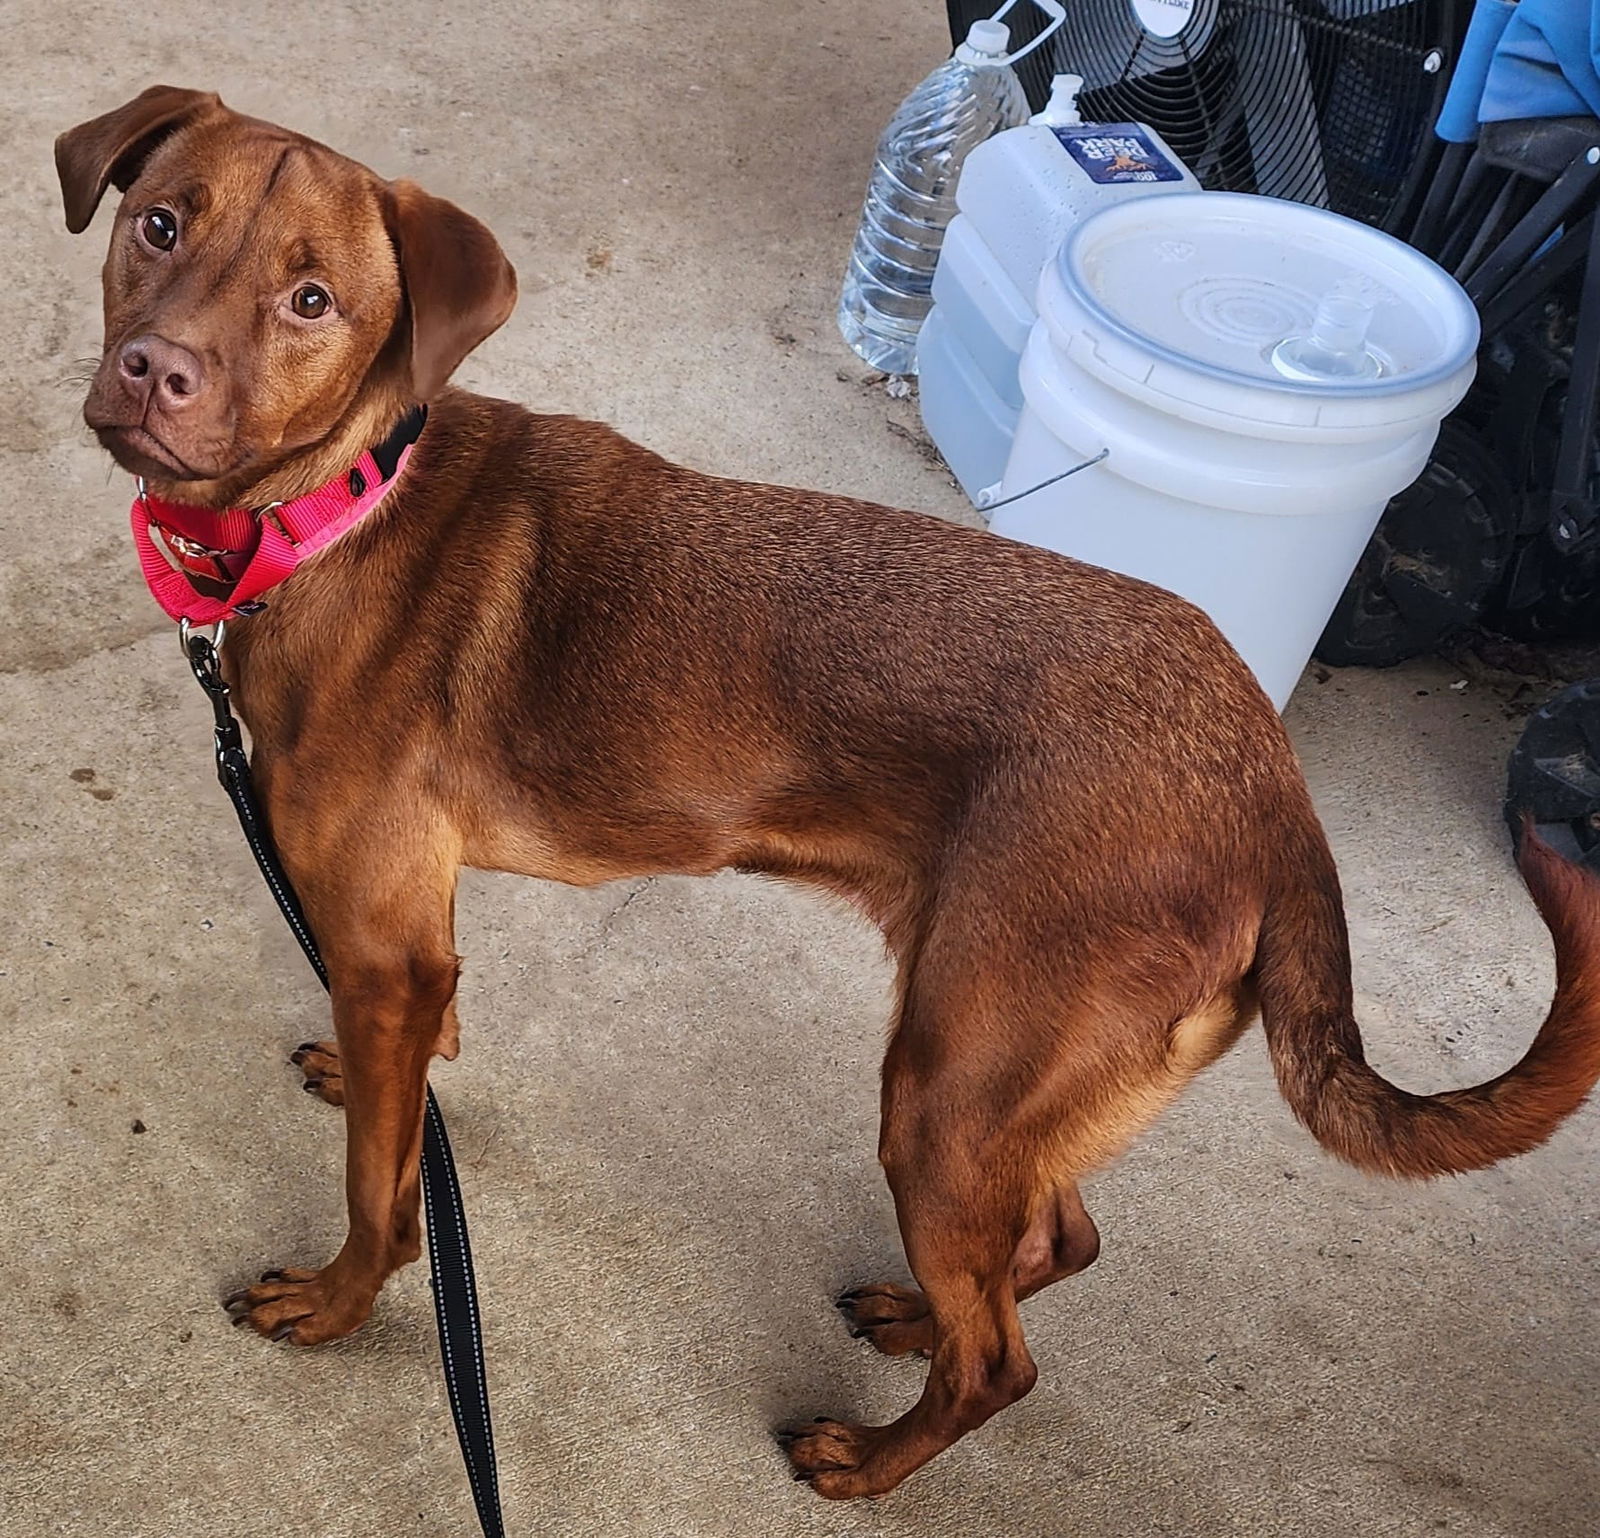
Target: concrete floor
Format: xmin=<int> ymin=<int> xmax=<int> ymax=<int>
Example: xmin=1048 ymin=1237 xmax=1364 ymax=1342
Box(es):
xmin=2 ymin=2 xmax=1597 ymax=1534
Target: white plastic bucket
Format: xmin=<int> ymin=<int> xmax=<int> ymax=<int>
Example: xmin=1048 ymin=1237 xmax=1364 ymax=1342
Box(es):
xmin=990 ymin=191 xmax=1480 ymax=709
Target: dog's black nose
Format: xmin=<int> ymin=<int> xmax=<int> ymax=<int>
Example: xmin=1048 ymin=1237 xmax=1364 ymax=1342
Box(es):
xmin=118 ymin=335 xmax=205 ymax=410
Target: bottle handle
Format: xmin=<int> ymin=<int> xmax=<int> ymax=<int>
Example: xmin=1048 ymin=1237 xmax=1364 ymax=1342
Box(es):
xmin=986 ymin=0 xmax=1066 ymax=67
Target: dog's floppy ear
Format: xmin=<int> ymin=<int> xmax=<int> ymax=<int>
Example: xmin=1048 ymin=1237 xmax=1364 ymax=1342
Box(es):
xmin=385 ymin=178 xmax=518 ymax=400
xmin=55 ymin=85 xmax=221 ymax=234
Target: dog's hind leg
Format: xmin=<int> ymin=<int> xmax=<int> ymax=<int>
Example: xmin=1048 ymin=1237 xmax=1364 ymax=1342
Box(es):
xmin=289 ymin=1039 xmax=345 ymax=1105
xmin=784 ymin=1001 xmax=1051 ymax=1498
xmin=290 ymin=1005 xmax=458 ymax=1109
xmin=785 ymin=859 xmax=1249 ymax=1498
xmin=837 ymin=1179 xmax=1100 ymax=1358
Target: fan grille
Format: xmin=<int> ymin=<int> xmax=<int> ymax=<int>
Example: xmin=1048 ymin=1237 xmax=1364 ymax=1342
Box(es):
xmin=948 ymin=0 xmax=1461 ymax=228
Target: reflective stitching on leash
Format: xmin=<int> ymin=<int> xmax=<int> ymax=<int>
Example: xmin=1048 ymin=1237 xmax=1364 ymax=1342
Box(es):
xmin=422 ymin=1100 xmax=491 ymax=1523
xmin=429 ymin=1094 xmax=499 ymax=1490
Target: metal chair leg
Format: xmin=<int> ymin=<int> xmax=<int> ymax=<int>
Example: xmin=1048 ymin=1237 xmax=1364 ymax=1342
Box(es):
xmin=1410 ymin=139 xmax=1474 ymax=256
xmin=1454 ymin=173 xmax=1528 ymax=281
xmin=1438 ymin=161 xmax=1507 ymax=272
xmin=1478 ymin=211 xmax=1594 ymax=340
xmin=1466 ymin=148 xmax=1600 ymax=304
xmin=1548 ymin=209 xmax=1600 ymax=548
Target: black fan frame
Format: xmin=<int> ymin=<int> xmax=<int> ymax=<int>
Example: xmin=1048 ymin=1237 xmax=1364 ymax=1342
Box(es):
xmin=944 ymin=0 xmax=1463 ymax=232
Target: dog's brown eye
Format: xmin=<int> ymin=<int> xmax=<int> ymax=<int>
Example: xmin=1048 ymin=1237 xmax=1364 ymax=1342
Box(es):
xmin=140 ymin=209 xmax=177 ymax=251
xmin=291 ymin=284 xmax=331 ymax=319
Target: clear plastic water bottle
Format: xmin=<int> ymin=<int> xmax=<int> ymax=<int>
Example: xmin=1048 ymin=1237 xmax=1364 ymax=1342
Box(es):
xmin=838 ymin=1 xmax=1064 ymax=375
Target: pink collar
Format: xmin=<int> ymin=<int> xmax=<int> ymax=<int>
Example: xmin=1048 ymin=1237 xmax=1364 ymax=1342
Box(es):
xmin=131 ymin=406 xmax=427 ymax=624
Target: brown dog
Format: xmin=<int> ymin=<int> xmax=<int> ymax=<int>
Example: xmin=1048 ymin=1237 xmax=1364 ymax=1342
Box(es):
xmin=57 ymin=86 xmax=1600 ymax=1500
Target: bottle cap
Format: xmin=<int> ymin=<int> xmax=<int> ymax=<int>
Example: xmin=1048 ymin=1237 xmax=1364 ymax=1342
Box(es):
xmin=961 ymin=19 xmax=1011 ymax=56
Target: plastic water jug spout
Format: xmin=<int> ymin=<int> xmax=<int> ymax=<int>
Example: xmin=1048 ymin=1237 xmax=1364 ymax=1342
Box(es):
xmin=1271 ymin=291 xmax=1383 ymax=383
xmin=1032 ymin=73 xmax=1085 ymax=127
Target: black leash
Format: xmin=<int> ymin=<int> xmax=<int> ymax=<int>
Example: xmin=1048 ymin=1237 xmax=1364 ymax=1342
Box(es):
xmin=182 ymin=623 xmax=505 ymax=1538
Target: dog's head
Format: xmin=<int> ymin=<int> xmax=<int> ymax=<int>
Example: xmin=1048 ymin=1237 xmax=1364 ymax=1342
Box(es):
xmin=57 ymin=86 xmax=517 ymax=498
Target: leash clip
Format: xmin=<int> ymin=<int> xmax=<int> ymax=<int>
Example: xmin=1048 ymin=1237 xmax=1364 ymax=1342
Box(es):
xmin=178 ymin=617 xmax=241 ymax=770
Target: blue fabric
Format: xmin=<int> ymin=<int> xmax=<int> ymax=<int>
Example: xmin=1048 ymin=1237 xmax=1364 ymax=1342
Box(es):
xmin=1479 ymin=0 xmax=1600 ymax=125
xmin=1437 ymin=0 xmax=1517 ymax=143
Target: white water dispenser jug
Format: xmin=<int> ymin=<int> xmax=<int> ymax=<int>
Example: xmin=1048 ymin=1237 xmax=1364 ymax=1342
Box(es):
xmin=917 ymin=75 xmax=1199 ymax=503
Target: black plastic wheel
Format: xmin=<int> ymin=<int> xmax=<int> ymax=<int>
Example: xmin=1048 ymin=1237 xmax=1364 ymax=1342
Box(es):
xmin=1315 ymin=419 xmax=1517 ymax=668
xmin=1505 ymin=678 xmax=1600 ymax=870
xmin=1490 ymin=532 xmax=1600 ymax=642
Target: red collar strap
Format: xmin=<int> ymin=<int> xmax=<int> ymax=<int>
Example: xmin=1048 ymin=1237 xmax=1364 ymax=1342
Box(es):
xmin=131 ymin=405 xmax=428 ymax=624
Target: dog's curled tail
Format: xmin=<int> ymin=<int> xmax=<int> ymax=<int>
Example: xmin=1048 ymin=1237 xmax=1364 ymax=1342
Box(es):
xmin=1256 ymin=817 xmax=1600 ymax=1177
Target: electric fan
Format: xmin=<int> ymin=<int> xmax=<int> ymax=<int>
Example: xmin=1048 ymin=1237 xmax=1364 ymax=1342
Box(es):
xmin=947 ymin=0 xmax=1464 ymax=230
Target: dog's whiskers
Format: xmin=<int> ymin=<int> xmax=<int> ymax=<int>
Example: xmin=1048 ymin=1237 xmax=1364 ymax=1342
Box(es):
xmin=55 ymin=357 xmax=101 ymax=391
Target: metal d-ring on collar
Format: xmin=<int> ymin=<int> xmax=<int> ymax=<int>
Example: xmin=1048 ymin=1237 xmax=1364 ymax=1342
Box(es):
xmin=178 ymin=614 xmax=227 ymax=663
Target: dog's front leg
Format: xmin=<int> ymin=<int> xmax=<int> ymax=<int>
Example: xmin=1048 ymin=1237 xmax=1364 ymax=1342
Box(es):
xmin=227 ymin=817 xmax=460 ymax=1346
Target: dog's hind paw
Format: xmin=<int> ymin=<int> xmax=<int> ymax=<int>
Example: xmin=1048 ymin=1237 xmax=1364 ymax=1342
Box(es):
xmin=288 ymin=1040 xmax=343 ymax=1106
xmin=835 ymin=1283 xmax=932 ymax=1357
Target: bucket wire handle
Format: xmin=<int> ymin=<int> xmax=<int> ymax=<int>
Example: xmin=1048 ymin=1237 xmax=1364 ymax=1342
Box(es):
xmin=987 ymin=0 xmax=1066 ymax=67
xmin=977 ymin=448 xmax=1109 ymax=514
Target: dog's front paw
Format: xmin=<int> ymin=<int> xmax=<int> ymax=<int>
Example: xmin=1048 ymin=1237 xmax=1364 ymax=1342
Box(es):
xmin=223 ymin=1267 xmax=371 ymax=1345
xmin=778 ymin=1418 xmax=891 ymax=1499
xmin=288 ymin=1040 xmax=343 ymax=1106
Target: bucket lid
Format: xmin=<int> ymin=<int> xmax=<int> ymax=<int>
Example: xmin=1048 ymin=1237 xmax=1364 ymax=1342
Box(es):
xmin=1054 ymin=192 xmax=1479 ymax=402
